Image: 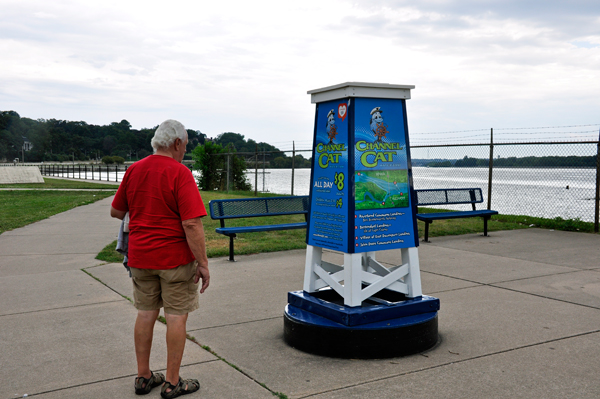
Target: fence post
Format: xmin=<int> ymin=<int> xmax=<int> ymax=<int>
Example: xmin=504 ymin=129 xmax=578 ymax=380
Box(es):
xmin=227 ymin=153 xmax=230 ymax=193
xmin=254 ymin=144 xmax=258 ymax=196
xmin=595 ymin=130 xmax=599 ymax=233
xmin=487 ymin=128 xmax=494 ymax=210
xmin=291 ymin=141 xmax=295 ymax=195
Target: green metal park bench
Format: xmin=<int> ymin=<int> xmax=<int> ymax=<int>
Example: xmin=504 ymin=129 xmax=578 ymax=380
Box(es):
xmin=209 ymin=196 xmax=310 ymax=261
xmin=415 ymin=188 xmax=498 ymax=242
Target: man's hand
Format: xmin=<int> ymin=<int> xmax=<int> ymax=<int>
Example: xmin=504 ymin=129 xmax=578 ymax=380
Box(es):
xmin=194 ymin=261 xmax=210 ymax=293
xmin=182 ymin=217 xmax=210 ymax=293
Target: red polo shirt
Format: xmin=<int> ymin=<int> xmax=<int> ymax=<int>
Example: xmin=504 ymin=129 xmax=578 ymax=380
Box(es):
xmin=112 ymin=155 xmax=207 ymax=269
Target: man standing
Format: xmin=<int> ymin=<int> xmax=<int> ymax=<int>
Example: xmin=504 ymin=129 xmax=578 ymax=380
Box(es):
xmin=110 ymin=119 xmax=209 ymax=398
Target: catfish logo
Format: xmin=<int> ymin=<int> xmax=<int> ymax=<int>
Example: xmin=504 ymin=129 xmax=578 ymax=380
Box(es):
xmin=370 ymin=107 xmax=389 ymax=143
xmin=326 ymin=109 xmax=337 ymax=144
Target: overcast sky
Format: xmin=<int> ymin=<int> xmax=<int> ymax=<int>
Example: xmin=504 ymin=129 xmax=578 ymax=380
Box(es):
xmin=1 ymin=0 xmax=599 ymax=150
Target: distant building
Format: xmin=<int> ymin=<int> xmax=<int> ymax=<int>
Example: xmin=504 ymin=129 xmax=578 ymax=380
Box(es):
xmin=22 ymin=137 xmax=33 ymax=151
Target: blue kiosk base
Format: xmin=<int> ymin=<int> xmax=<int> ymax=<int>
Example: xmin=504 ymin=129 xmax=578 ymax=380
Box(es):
xmin=284 ymin=290 xmax=439 ymax=359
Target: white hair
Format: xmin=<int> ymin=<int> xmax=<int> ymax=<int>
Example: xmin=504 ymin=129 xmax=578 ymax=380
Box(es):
xmin=151 ymin=119 xmax=187 ymax=152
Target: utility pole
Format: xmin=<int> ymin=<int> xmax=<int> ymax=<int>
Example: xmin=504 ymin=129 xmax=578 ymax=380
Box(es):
xmin=487 ymin=128 xmax=494 ymax=210
xmin=254 ymin=144 xmax=258 ymax=196
xmin=291 ymin=141 xmax=295 ymax=195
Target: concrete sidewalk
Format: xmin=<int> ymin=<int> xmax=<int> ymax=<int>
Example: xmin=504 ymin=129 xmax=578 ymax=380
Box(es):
xmin=1 ymin=196 xmax=599 ymax=398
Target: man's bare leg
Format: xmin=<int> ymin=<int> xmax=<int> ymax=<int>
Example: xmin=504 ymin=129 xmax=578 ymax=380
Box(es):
xmin=164 ymin=312 xmax=189 ymax=385
xmin=135 ymin=309 xmax=160 ymax=379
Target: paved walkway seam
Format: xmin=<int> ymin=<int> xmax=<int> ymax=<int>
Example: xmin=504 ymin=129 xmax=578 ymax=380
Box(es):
xmin=187 ymin=315 xmax=282 ymax=332
xmin=81 ymin=268 xmax=133 ymax=303
xmin=488 ymin=284 xmax=600 ymax=310
xmin=0 ymin=299 xmax=125 ymax=318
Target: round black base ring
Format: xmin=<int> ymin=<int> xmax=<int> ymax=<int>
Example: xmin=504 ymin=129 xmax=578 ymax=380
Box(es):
xmin=284 ymin=309 xmax=438 ymax=359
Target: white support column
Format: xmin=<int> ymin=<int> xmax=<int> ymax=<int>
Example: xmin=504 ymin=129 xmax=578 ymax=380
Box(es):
xmin=402 ymin=247 xmax=422 ymax=298
xmin=343 ymin=253 xmax=363 ymax=307
xmin=303 ymin=245 xmax=322 ymax=293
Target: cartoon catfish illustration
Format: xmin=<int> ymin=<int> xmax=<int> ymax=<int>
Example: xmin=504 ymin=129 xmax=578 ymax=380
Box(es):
xmin=326 ymin=109 xmax=338 ymax=144
xmin=370 ymin=106 xmax=389 ymax=142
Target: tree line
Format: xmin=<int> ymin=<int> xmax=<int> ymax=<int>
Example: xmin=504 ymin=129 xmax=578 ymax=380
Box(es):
xmin=0 ymin=110 xmax=311 ymax=168
xmin=0 ymin=110 xmax=206 ymax=162
xmin=428 ymin=155 xmax=598 ymax=168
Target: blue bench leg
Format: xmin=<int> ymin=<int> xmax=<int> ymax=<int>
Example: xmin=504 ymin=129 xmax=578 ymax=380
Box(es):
xmin=484 ymin=217 xmax=489 ymax=236
xmin=228 ymin=234 xmax=236 ymax=262
xmin=424 ymin=221 xmax=430 ymax=242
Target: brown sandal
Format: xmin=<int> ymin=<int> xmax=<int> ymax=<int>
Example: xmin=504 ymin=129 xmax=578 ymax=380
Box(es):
xmin=160 ymin=377 xmax=200 ymax=398
xmin=134 ymin=371 xmax=165 ymax=395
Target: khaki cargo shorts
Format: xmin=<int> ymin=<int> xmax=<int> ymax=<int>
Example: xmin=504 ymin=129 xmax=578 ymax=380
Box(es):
xmin=130 ymin=261 xmax=199 ymax=315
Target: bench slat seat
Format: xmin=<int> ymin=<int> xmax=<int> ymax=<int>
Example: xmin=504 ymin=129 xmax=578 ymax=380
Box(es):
xmin=216 ymin=222 xmax=307 ymax=235
xmin=416 ymin=209 xmax=498 ymax=222
xmin=209 ymin=196 xmax=309 ymax=261
xmin=415 ymin=188 xmax=498 ymax=242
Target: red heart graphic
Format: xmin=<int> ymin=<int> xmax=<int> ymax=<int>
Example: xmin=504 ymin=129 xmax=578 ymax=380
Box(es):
xmin=338 ymin=104 xmax=347 ymax=121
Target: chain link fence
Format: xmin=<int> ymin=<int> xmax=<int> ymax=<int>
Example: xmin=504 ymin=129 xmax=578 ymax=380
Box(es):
xmin=410 ymin=140 xmax=599 ymax=231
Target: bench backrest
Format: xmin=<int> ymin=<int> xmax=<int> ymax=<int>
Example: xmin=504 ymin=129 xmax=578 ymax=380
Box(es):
xmin=209 ymin=196 xmax=310 ymax=220
xmin=415 ymin=188 xmax=483 ymax=208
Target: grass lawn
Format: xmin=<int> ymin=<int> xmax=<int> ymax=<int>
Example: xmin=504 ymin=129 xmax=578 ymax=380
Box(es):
xmin=0 ymin=190 xmax=115 ymax=234
xmin=0 ymin=177 xmax=119 ymax=189
xmin=0 ymin=178 xmax=118 ymax=234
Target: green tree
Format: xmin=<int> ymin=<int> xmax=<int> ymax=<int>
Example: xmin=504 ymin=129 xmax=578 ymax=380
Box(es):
xmin=192 ymin=141 xmax=225 ymax=191
xmin=224 ymin=143 xmax=251 ymax=191
xmin=192 ymin=141 xmax=250 ymax=191
xmin=454 ymin=156 xmax=478 ymax=167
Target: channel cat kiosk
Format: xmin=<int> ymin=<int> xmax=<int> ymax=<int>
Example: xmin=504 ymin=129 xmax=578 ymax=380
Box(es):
xmin=284 ymin=82 xmax=440 ymax=358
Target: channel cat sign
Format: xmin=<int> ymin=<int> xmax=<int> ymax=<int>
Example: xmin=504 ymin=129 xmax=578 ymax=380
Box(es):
xmin=283 ymin=82 xmax=439 ymax=359
xmin=306 ymin=84 xmax=419 ymax=253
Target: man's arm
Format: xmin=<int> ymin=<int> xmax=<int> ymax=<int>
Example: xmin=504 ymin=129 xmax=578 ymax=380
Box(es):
xmin=110 ymin=206 xmax=127 ymax=220
xmin=182 ymin=217 xmax=210 ymax=293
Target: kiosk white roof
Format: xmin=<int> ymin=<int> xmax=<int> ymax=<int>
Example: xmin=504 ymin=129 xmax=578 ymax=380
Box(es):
xmin=307 ymin=82 xmax=415 ymax=104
